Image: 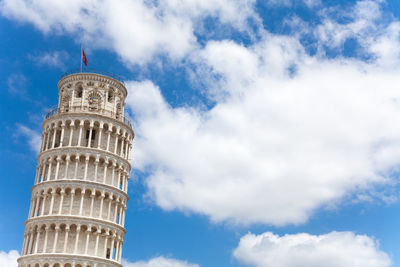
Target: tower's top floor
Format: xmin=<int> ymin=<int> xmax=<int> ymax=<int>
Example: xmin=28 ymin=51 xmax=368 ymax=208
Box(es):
xmin=53 ymin=71 xmax=129 ymax=125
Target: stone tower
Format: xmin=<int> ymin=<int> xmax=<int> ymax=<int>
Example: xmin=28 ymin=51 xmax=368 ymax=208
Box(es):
xmin=18 ymin=71 xmax=134 ymax=267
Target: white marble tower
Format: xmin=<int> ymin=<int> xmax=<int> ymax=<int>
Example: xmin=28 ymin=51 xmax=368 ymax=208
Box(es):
xmin=18 ymin=71 xmax=134 ymax=267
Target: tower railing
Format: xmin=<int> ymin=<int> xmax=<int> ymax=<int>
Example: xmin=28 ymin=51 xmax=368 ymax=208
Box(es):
xmin=45 ymin=105 xmax=133 ymax=127
xmin=61 ymin=68 xmax=125 ymax=85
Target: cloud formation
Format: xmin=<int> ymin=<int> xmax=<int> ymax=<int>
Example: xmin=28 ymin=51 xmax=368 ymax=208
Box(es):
xmin=125 ymin=1 xmax=400 ymax=226
xmin=233 ymin=231 xmax=392 ymax=267
xmin=0 ymin=250 xmax=19 ymax=267
xmin=0 ymin=0 xmax=256 ymax=65
xmin=122 ymin=256 xmax=199 ymax=267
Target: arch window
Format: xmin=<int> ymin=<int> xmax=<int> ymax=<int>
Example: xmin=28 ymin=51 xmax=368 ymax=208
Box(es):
xmin=108 ymin=89 xmax=114 ymax=102
xmin=88 ymin=91 xmax=102 ymax=111
xmin=76 ymin=84 xmax=83 ymax=98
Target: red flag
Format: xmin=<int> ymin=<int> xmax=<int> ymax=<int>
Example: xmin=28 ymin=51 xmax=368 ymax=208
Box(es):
xmin=82 ymin=49 xmax=87 ymax=66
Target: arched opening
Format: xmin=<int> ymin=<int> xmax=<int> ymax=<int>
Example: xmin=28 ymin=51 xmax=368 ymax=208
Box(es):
xmin=76 ymin=83 xmax=83 ymax=98
xmin=108 ymin=89 xmax=114 ymax=102
xmin=87 ymin=91 xmax=102 ymax=111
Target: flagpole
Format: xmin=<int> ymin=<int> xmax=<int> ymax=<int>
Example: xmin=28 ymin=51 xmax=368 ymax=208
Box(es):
xmin=80 ymin=42 xmax=83 ymax=73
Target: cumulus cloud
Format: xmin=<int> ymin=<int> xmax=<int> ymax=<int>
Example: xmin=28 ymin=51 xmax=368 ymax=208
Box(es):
xmin=125 ymin=1 xmax=400 ymax=225
xmin=0 ymin=0 xmax=256 ymax=65
xmin=233 ymin=231 xmax=392 ymax=267
xmin=16 ymin=124 xmax=41 ymax=153
xmin=122 ymin=256 xmax=199 ymax=267
xmin=0 ymin=250 xmax=19 ymax=267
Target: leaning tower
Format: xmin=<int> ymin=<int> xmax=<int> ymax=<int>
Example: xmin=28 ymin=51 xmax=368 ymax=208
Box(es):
xmin=17 ymin=71 xmax=134 ymax=267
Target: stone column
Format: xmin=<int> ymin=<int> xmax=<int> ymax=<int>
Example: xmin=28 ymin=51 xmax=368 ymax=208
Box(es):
xmin=118 ymin=240 xmax=123 ymax=261
xmin=97 ymin=123 xmax=104 ymax=149
xmin=113 ymin=132 xmax=119 ymax=154
xmin=34 ymin=229 xmax=41 ymax=253
xmin=99 ymin=193 xmax=105 ymax=219
xmin=111 ymin=162 xmax=116 ymax=186
xmin=52 ymin=226 xmax=60 ymax=253
xmin=103 ymin=233 xmax=109 ymax=257
xmin=88 ymin=123 xmax=94 ymax=148
xmin=73 ymin=225 xmax=81 ymax=254
xmin=69 ymin=190 xmax=75 ymax=215
xmin=26 ymin=231 xmax=33 ymax=255
xmin=42 ymin=226 xmax=49 ymax=253
xmin=115 ymin=238 xmax=120 ymax=261
xmin=58 ymin=191 xmax=65 ymax=214
xmin=34 ymin=165 xmax=40 ymax=184
xmin=34 ymin=196 xmax=40 ymax=217
xmin=46 ymin=129 xmax=51 ymax=150
xmin=51 ymin=127 xmax=57 ymax=148
xmin=89 ymin=192 xmax=95 ymax=217
xmin=106 ymin=130 xmax=111 ymax=151
xmin=60 ymin=123 xmax=65 ymax=147
xmin=84 ymin=227 xmax=91 ymax=254
xmin=40 ymin=133 xmax=45 ymax=152
xmin=107 ymin=196 xmax=113 ymax=221
xmin=103 ymin=159 xmax=109 ymax=184
xmin=94 ymin=157 xmax=99 ymax=182
xmin=40 ymin=163 xmax=46 ymax=183
xmin=64 ymin=155 xmax=70 ymax=179
xmin=83 ymin=154 xmax=90 ymax=180
xmin=110 ymin=235 xmax=115 ymax=259
xmin=79 ymin=190 xmax=85 ymax=216
xmin=74 ymin=155 xmax=80 ymax=179
xmin=47 ymin=159 xmax=53 ymax=181
xmin=54 ymin=156 xmax=61 ymax=180
xmin=68 ymin=123 xmax=74 ymax=146
xmin=95 ymin=230 xmax=101 ymax=256
xmin=113 ymin=200 xmax=119 ymax=223
xmin=40 ymin=194 xmax=46 ymax=216
xmin=121 ymin=206 xmax=126 ymax=227
xmin=120 ymin=137 xmax=125 ymax=157
xmin=49 ymin=192 xmax=56 ymax=215
xmin=63 ymin=226 xmax=70 ymax=253
xmin=77 ymin=121 xmax=84 ymax=147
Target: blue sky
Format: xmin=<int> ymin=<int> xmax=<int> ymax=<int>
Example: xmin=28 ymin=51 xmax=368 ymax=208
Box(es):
xmin=1 ymin=0 xmax=400 ymax=266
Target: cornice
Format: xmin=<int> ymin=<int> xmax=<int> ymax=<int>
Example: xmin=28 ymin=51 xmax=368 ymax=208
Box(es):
xmin=31 ymin=179 xmax=129 ymax=200
xmin=37 ymin=146 xmax=132 ymax=171
xmin=25 ymin=215 xmax=126 ymax=234
xmin=18 ymin=253 xmax=122 ymax=267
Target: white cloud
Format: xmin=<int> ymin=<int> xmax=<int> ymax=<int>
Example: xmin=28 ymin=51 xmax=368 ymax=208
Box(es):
xmin=122 ymin=256 xmax=199 ymax=267
xmin=233 ymin=231 xmax=392 ymax=267
xmin=0 ymin=250 xmax=19 ymax=267
xmin=28 ymin=50 xmax=69 ymax=69
xmin=126 ymin=2 xmax=400 ymax=225
xmin=16 ymin=124 xmax=41 ymax=153
xmin=0 ymin=0 xmax=256 ymax=66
